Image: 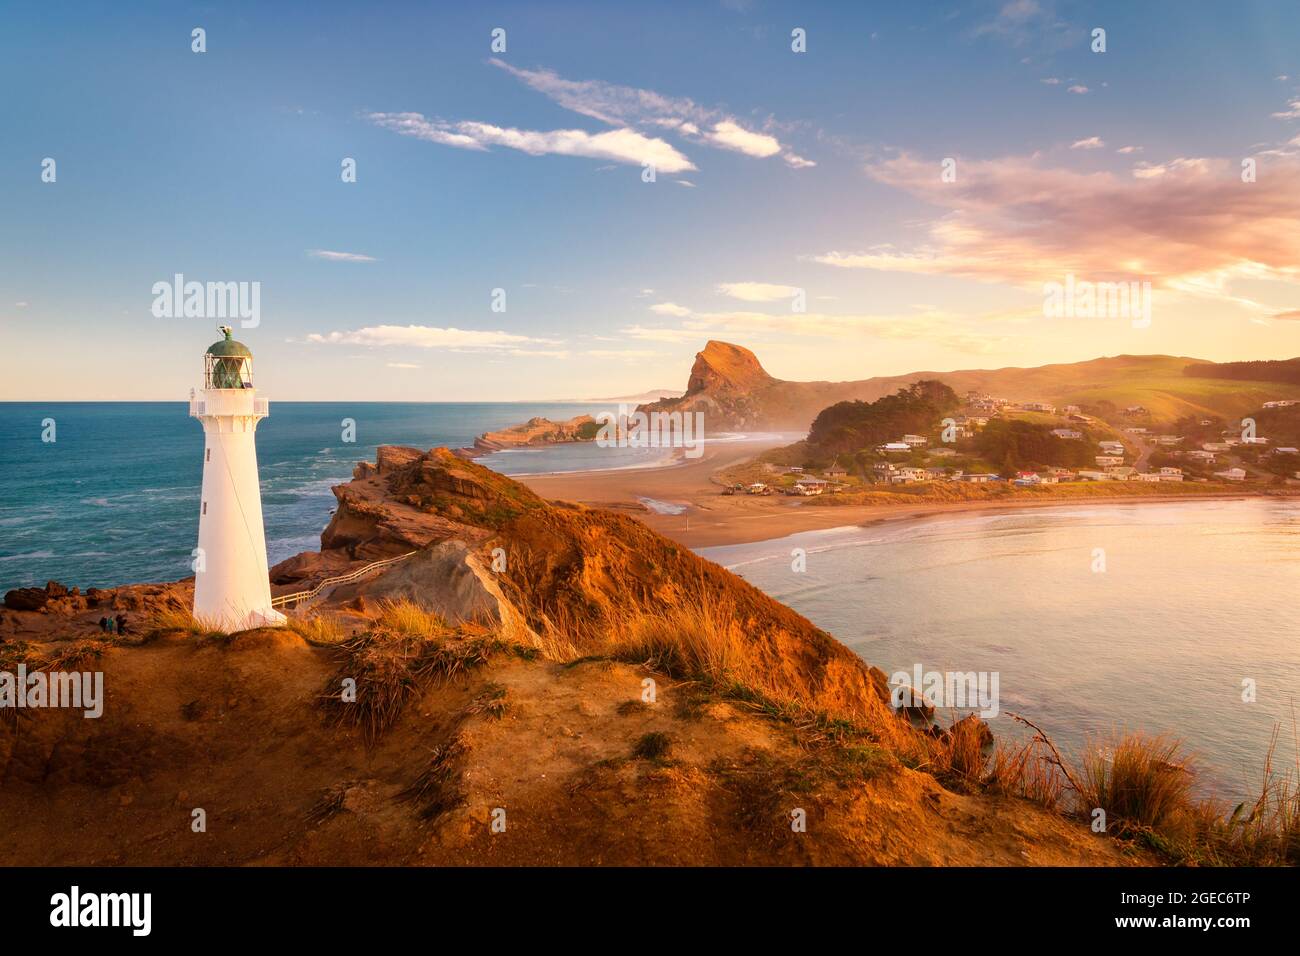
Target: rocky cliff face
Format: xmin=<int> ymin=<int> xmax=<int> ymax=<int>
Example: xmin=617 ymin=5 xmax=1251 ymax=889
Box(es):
xmin=636 ymin=340 xmax=895 ymax=432
xmin=473 ymin=414 xmax=597 ymax=452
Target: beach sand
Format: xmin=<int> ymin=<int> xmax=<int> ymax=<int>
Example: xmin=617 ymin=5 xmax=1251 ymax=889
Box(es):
xmin=515 ymin=436 xmax=1270 ymax=549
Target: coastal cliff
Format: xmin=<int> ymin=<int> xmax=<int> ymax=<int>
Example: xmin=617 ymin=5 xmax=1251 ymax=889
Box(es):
xmin=473 ymin=414 xmax=599 ymax=452
xmin=0 ymin=447 xmax=1143 ymax=866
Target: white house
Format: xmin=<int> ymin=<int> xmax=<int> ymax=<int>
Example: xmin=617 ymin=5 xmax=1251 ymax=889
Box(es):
xmin=1214 ymin=468 xmax=1247 ymax=482
xmin=1051 ymin=428 xmax=1083 ymax=440
xmin=901 ymin=434 xmax=929 ymax=448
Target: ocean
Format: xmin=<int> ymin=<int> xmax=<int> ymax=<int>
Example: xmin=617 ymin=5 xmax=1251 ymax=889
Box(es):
xmin=699 ymin=500 xmax=1300 ymax=800
xmin=0 ymin=400 xmax=648 ymax=593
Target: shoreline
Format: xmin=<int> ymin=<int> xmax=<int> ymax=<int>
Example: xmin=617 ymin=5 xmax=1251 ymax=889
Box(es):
xmin=512 ymin=439 xmax=1296 ymax=548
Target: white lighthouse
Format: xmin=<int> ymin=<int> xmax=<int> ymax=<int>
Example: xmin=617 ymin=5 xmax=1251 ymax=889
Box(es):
xmin=189 ymin=325 xmax=285 ymax=630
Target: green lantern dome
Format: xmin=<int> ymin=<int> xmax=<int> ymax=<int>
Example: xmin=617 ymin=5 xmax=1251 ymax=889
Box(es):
xmin=206 ymin=325 xmax=253 ymax=358
xmin=205 ymin=325 xmax=254 ymax=389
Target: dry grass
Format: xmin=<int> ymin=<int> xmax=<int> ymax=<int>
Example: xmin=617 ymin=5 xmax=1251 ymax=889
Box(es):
xmin=1078 ymin=732 xmax=1195 ymax=833
xmin=285 ymin=613 xmax=351 ymax=646
xmin=319 ymin=605 xmax=497 ymax=743
xmin=402 ymin=733 xmax=469 ymax=821
xmin=146 ymin=607 xmax=227 ymax=640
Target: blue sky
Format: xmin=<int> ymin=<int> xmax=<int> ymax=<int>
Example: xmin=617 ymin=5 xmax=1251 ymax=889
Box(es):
xmin=4 ymin=0 xmax=1300 ymax=400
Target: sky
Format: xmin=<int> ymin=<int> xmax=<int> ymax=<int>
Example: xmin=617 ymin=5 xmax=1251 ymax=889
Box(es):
xmin=3 ymin=0 xmax=1300 ymax=401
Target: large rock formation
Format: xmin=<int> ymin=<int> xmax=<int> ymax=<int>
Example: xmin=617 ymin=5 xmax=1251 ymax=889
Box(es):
xmin=473 ymin=414 xmax=597 ymax=452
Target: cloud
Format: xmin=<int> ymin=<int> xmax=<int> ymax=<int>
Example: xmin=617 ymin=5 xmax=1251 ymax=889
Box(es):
xmin=649 ymin=302 xmax=692 ymax=316
xmin=705 ymin=120 xmax=781 ymax=158
xmin=808 ymin=150 xmax=1300 ymax=313
xmin=309 ymin=249 xmax=377 ymax=262
xmin=488 ymin=60 xmax=813 ymax=169
xmin=583 ymin=348 xmax=660 ymax=358
xmin=386 ymin=362 xmax=421 ymax=369
xmin=1070 ymin=136 xmax=1105 ymax=150
xmin=1067 ymin=84 xmax=1089 ymax=95
xmin=1116 ymin=145 xmax=1143 ymax=154
xmin=1040 ymin=77 xmax=1061 ymax=85
xmin=368 ymin=112 xmax=695 ymax=173
xmin=717 ymin=281 xmax=801 ymax=302
xmin=1273 ymin=97 xmax=1300 ymax=119
xmin=1272 ymin=309 xmax=1300 ymax=320
xmin=307 ymin=324 xmax=562 ymax=351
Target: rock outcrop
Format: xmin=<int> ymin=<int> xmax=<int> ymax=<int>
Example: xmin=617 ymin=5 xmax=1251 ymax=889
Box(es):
xmin=473 ymin=414 xmax=598 ymax=452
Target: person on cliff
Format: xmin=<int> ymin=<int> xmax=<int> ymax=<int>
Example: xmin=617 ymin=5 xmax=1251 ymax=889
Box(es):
xmin=105 ymin=617 xmax=115 ymax=634
xmin=98 ymin=616 xmax=108 ymax=632
xmin=115 ymin=614 xmax=128 ymax=635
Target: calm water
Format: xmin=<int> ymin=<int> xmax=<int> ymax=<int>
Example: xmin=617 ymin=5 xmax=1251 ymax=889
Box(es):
xmin=700 ymin=501 xmax=1300 ymax=800
xmin=0 ymin=401 xmax=637 ymax=592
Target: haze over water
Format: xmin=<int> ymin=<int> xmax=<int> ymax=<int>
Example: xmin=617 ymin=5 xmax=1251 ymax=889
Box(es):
xmin=700 ymin=500 xmax=1300 ymax=801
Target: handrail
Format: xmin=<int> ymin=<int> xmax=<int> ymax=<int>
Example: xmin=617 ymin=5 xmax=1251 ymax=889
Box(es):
xmin=270 ymin=550 xmax=417 ymax=609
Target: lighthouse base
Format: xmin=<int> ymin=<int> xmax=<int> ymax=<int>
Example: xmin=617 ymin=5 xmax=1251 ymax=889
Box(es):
xmin=195 ymin=605 xmax=288 ymax=632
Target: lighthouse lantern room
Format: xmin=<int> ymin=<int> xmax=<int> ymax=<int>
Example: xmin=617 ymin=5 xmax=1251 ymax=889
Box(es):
xmin=189 ymin=326 xmax=285 ymax=630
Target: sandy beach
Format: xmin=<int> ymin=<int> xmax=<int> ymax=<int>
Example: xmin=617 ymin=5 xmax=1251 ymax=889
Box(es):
xmin=514 ymin=437 xmax=1278 ymax=549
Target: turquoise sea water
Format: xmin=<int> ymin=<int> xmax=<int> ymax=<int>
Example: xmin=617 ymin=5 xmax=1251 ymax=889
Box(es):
xmin=700 ymin=500 xmax=1300 ymax=800
xmin=0 ymin=401 xmax=634 ymax=593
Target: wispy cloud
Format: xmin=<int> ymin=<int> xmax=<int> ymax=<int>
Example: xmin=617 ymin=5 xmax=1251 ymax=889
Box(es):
xmin=1067 ymin=84 xmax=1089 ymax=95
xmin=717 ymin=281 xmax=801 ymax=302
xmin=308 ymin=249 xmax=377 ymax=262
xmin=307 ymin=324 xmax=562 ymax=352
xmin=1070 ymin=136 xmax=1104 ymax=150
xmin=809 ymin=150 xmax=1300 ymax=315
xmin=649 ymin=302 xmax=692 ymax=316
xmin=1272 ymin=96 xmax=1300 ymax=119
xmin=488 ymin=59 xmax=814 ymax=169
xmin=367 ymin=112 xmax=695 ymax=173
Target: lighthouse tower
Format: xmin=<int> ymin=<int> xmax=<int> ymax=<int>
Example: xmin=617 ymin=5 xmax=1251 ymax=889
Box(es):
xmin=189 ymin=326 xmax=285 ymax=630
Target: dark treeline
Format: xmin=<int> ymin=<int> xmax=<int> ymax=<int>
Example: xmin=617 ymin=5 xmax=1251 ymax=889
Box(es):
xmin=975 ymin=419 xmax=1096 ymax=472
xmin=1184 ymin=358 xmax=1300 ymax=383
xmin=806 ymin=381 xmax=959 ymax=457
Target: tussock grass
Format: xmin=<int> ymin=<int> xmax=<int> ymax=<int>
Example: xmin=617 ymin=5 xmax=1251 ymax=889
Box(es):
xmin=462 ymin=683 xmax=508 ymax=721
xmin=632 ymin=731 xmax=673 ymax=761
xmin=1078 ymin=733 xmax=1195 ymax=833
xmin=36 ymin=639 xmax=109 ymax=673
xmin=285 ymin=613 xmax=351 ymax=646
xmin=402 ymin=733 xmax=469 ymax=821
xmin=319 ymin=607 xmax=497 ymax=742
xmin=146 ymin=607 xmax=226 ymax=640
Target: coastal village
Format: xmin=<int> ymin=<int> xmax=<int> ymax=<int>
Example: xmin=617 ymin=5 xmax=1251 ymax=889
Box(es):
xmin=728 ymin=391 xmax=1300 ymax=497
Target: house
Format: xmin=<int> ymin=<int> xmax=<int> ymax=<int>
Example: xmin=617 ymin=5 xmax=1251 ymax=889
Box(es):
xmin=930 ymin=446 xmax=957 ymax=457
xmin=1137 ymin=472 xmax=1163 ymax=482
xmin=1077 ymin=470 xmax=1111 ymax=481
xmin=925 ymin=467 xmax=948 ymax=479
xmin=786 ymin=466 xmax=804 ymax=475
xmin=873 ymin=461 xmax=897 ymax=476
xmin=1124 ymin=405 xmax=1148 ymax=416
xmin=1062 ymin=405 xmax=1081 ymax=415
xmin=1273 ymin=447 xmax=1299 ymax=456
xmin=1187 ymin=450 xmax=1217 ymax=463
xmin=1242 ymin=436 xmax=1270 ymax=445
xmin=1155 ymin=435 xmax=1184 ymax=446
xmin=965 ymin=415 xmax=991 ymax=427
xmin=1214 ymin=467 xmax=1247 ymax=482
xmin=901 ymin=434 xmax=929 ymax=448
xmin=1096 ymin=455 xmax=1125 ymax=467
xmin=1014 ymin=471 xmax=1041 ymax=486
xmin=1051 ymin=428 xmax=1083 ymax=440
xmin=1263 ymin=400 xmax=1297 ymax=408
xmin=793 ymin=478 xmax=829 ymax=496
xmin=956 ymin=473 xmax=997 ymax=483
xmin=1106 ymin=465 xmax=1138 ymax=479
xmin=1158 ymin=466 xmax=1184 ymax=482
xmin=1124 ymin=426 xmax=1148 ymax=434
xmin=824 ymin=461 xmax=847 ymax=478
xmin=747 ymin=482 xmax=770 ymax=495
xmin=1022 ymin=402 xmax=1055 ymax=413
xmin=891 ymin=467 xmax=928 ymax=484
xmin=1202 ymin=442 xmax=1231 ymax=452
xmin=1099 ymin=441 xmax=1125 ymax=455
xmin=877 ymin=442 xmax=911 ymax=454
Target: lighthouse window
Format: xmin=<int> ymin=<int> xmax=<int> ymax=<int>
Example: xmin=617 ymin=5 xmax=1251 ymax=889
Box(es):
xmin=202 ymin=501 xmax=207 ymax=515
xmin=205 ymin=448 xmax=210 ymax=462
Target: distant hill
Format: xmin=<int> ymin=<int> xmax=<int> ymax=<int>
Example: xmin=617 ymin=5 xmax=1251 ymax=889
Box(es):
xmin=638 ymin=342 xmax=1300 ymax=430
xmin=582 ymin=387 xmax=682 ymax=403
xmin=1184 ymin=358 xmax=1300 ymax=385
